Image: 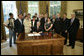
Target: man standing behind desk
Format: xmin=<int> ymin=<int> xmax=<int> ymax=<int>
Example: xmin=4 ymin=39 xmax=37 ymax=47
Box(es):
xmin=31 ymin=16 xmax=38 ymax=33
xmin=40 ymin=13 xmax=48 ymax=32
xmin=35 ymin=13 xmax=39 ymax=21
xmin=61 ymin=13 xmax=69 ymax=45
xmin=53 ymin=13 xmax=63 ymax=34
xmin=67 ymin=13 xmax=80 ymax=49
xmin=14 ymin=14 xmax=24 ymax=37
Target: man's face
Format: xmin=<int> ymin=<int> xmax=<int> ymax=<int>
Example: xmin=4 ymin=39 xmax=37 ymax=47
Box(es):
xmin=10 ymin=15 xmax=13 ymax=18
xmin=19 ymin=14 xmax=23 ymax=19
xmin=71 ymin=14 xmax=75 ymax=19
xmin=63 ymin=14 xmax=66 ymax=18
xmin=57 ymin=14 xmax=60 ymax=18
xmin=41 ymin=14 xmax=44 ymax=17
xmin=35 ymin=14 xmax=37 ymax=17
xmin=45 ymin=14 xmax=47 ymax=18
xmin=53 ymin=15 xmax=56 ymax=19
xmin=33 ymin=18 xmax=35 ymax=20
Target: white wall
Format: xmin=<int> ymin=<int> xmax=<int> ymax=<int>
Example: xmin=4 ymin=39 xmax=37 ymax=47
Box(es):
xmin=67 ymin=1 xmax=83 ymax=28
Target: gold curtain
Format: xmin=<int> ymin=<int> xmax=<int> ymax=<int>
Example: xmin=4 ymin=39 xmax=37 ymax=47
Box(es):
xmin=39 ymin=1 xmax=49 ymax=16
xmin=16 ymin=1 xmax=28 ymax=15
xmin=60 ymin=1 xmax=67 ymax=17
xmin=1 ymin=2 xmax=6 ymax=41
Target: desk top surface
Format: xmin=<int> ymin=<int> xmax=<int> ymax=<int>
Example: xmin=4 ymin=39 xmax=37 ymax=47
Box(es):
xmin=16 ymin=32 xmax=65 ymax=43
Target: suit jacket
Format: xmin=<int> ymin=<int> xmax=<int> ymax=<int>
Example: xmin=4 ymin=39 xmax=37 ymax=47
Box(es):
xmin=61 ymin=18 xmax=70 ymax=32
xmin=40 ymin=17 xmax=46 ymax=32
xmin=36 ymin=17 xmax=39 ymax=21
xmin=53 ymin=17 xmax=63 ymax=33
xmin=31 ymin=20 xmax=38 ymax=32
xmin=51 ymin=18 xmax=56 ymax=30
xmin=68 ymin=18 xmax=80 ymax=35
xmin=14 ymin=19 xmax=24 ymax=33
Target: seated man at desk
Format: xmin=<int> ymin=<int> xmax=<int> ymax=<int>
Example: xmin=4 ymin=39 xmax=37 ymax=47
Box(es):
xmin=33 ymin=21 xmax=43 ymax=33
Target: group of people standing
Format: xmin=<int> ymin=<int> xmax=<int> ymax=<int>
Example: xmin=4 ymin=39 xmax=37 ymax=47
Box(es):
xmin=4 ymin=12 xmax=80 ymax=49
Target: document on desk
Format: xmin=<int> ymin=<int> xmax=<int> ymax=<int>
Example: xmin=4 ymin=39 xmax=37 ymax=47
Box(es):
xmin=28 ymin=33 xmax=41 ymax=36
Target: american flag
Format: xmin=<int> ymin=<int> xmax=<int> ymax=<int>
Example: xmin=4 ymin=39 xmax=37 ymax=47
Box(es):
xmin=19 ymin=1 xmax=22 ymax=14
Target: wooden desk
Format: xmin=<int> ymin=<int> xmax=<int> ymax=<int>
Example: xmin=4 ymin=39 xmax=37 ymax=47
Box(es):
xmin=76 ymin=28 xmax=83 ymax=41
xmin=16 ymin=32 xmax=65 ymax=55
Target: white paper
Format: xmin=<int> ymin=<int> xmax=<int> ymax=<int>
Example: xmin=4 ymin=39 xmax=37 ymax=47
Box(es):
xmin=28 ymin=33 xmax=41 ymax=36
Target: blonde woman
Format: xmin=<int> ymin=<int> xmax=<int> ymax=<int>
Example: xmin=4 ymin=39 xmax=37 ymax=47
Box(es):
xmin=23 ymin=14 xmax=31 ymax=33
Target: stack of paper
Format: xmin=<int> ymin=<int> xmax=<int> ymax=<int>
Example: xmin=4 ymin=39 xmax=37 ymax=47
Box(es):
xmin=28 ymin=33 xmax=41 ymax=36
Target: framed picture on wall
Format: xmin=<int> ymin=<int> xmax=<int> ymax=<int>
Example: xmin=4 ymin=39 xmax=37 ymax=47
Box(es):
xmin=73 ymin=9 xmax=83 ymax=18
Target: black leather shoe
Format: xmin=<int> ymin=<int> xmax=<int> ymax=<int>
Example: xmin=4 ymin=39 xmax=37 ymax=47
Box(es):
xmin=10 ymin=45 xmax=12 ymax=47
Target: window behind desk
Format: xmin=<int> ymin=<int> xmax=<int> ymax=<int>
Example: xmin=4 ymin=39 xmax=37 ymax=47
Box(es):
xmin=2 ymin=1 xmax=17 ymax=34
xmin=49 ymin=1 xmax=61 ymax=18
xmin=28 ymin=1 xmax=39 ymax=19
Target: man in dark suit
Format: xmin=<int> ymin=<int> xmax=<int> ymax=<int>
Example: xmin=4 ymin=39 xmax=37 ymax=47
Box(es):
xmin=14 ymin=14 xmax=24 ymax=36
xmin=51 ymin=15 xmax=56 ymax=23
xmin=51 ymin=15 xmax=56 ymax=31
xmin=61 ymin=13 xmax=70 ymax=45
xmin=31 ymin=16 xmax=38 ymax=33
xmin=53 ymin=13 xmax=63 ymax=34
xmin=35 ymin=13 xmax=39 ymax=21
xmin=40 ymin=13 xmax=48 ymax=32
xmin=67 ymin=13 xmax=80 ymax=49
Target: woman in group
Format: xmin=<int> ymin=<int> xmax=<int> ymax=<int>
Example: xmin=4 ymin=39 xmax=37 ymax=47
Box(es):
xmin=23 ymin=14 xmax=31 ymax=33
xmin=44 ymin=17 xmax=53 ymax=32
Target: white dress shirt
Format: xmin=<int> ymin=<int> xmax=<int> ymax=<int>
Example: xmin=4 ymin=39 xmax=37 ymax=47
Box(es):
xmin=18 ymin=18 xmax=22 ymax=25
xmin=33 ymin=21 xmax=35 ymax=27
xmin=71 ymin=18 xmax=75 ymax=25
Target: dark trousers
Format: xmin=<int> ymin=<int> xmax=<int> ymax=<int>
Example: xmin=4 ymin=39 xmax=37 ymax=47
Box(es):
xmin=69 ymin=33 xmax=76 ymax=48
xmin=9 ymin=29 xmax=16 ymax=46
xmin=62 ymin=32 xmax=67 ymax=44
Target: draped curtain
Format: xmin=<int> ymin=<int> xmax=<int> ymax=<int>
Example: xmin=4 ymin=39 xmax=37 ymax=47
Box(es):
xmin=1 ymin=2 xmax=6 ymax=41
xmin=39 ymin=1 xmax=49 ymax=16
xmin=39 ymin=1 xmax=67 ymax=17
xmin=16 ymin=1 xmax=67 ymax=17
xmin=16 ymin=1 xmax=28 ymax=15
xmin=60 ymin=1 xmax=67 ymax=17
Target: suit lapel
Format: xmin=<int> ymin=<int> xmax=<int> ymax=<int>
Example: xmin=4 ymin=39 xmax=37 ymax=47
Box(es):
xmin=17 ymin=19 xmax=22 ymax=26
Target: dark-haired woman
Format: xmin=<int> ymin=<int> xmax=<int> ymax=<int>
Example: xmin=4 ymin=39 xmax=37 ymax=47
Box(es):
xmin=44 ymin=17 xmax=53 ymax=32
